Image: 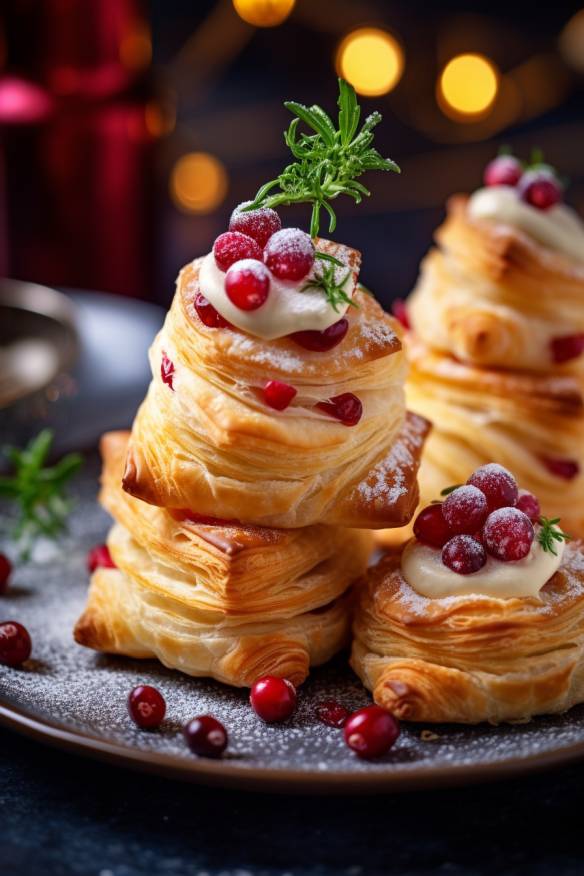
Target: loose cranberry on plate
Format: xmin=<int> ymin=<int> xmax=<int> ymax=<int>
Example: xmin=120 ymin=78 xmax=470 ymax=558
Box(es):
xmin=518 ymin=169 xmax=562 ymax=210
xmin=516 ymin=489 xmax=541 ymax=522
xmin=290 ymin=318 xmax=349 ymax=352
xmin=225 ymin=259 xmax=270 ymax=311
xmin=550 ymin=334 xmax=584 ymax=364
xmin=413 ymin=504 xmax=451 ymax=548
xmin=229 ymin=202 xmax=281 ymax=247
xmin=391 ymin=298 xmax=410 ymax=331
xmin=442 ymin=485 xmax=488 ymax=535
xmin=343 ymin=705 xmax=400 ymax=759
xmin=128 ymin=685 xmax=166 ymax=729
xmin=442 ymin=535 xmax=487 ymax=575
xmin=213 ymin=231 xmax=263 ymax=271
xmin=194 ymin=292 xmax=232 ymax=329
xmin=0 ymin=553 xmax=12 ymax=595
xmin=483 ymin=155 xmax=523 ymax=188
xmin=541 ymin=456 xmax=580 ymax=481
xmin=316 ymin=700 xmax=350 ymax=728
xmin=483 ymin=507 xmax=534 ymax=562
xmin=316 ymin=393 xmax=362 ymax=427
xmin=263 ymin=228 xmax=315 ymax=282
xmin=160 ymin=352 xmax=175 ymax=390
xmin=467 ymin=463 xmax=518 ymax=512
xmin=184 ymin=715 xmax=228 ymax=758
xmin=250 ymin=675 xmax=297 ymax=723
xmin=87 ymin=544 xmax=116 ymax=573
xmin=0 ymin=621 xmax=31 ymax=667
xmin=263 ymin=380 xmax=297 ymax=411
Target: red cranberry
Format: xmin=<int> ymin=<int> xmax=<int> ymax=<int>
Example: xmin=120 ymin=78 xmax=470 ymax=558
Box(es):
xmin=128 ymin=685 xmax=166 ymax=729
xmin=194 ymin=292 xmax=232 ymax=329
xmin=541 ymin=456 xmax=580 ymax=480
xmin=483 ymin=155 xmax=523 ymax=188
xmin=483 ymin=507 xmax=534 ymax=562
xmin=264 ymin=228 xmax=315 ymax=281
xmin=160 ymin=352 xmax=175 ymax=390
xmin=290 ymin=318 xmax=349 ymax=352
xmin=442 ymin=485 xmax=488 ymax=535
xmin=316 ymin=700 xmax=350 ymax=728
xmin=467 ymin=463 xmax=518 ymax=512
xmin=516 ymin=489 xmax=541 ymax=522
xmin=0 ymin=553 xmax=12 ymax=595
xmin=550 ymin=334 xmax=584 ymax=364
xmin=263 ymin=380 xmax=297 ymax=411
xmin=391 ymin=298 xmax=410 ymax=331
xmin=413 ymin=504 xmax=451 ymax=548
xmin=518 ymin=170 xmax=562 ymax=210
xmin=316 ymin=393 xmax=362 ymax=427
xmin=184 ymin=715 xmax=228 ymax=758
xmin=250 ymin=675 xmax=297 ymax=723
xmin=229 ymin=202 xmax=281 ymax=247
xmin=213 ymin=231 xmax=262 ymax=272
xmin=442 ymin=535 xmax=486 ymax=575
xmin=87 ymin=544 xmax=116 ymax=573
xmin=343 ymin=705 xmax=400 ymax=759
xmin=0 ymin=621 xmax=31 ymax=667
xmin=225 ymin=259 xmax=270 ymax=310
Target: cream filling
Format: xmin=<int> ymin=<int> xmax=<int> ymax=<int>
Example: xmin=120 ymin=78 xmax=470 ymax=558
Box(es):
xmin=198 ymin=252 xmax=357 ymax=340
xmin=468 ymin=186 xmax=584 ymax=264
xmin=401 ymin=534 xmax=564 ymax=600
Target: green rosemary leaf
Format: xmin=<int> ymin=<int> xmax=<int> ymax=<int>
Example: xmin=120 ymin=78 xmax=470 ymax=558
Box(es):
xmin=315 ymin=251 xmax=343 ymax=266
xmin=440 ymin=484 xmax=462 ymax=496
xmin=537 ymin=516 xmax=571 ymax=556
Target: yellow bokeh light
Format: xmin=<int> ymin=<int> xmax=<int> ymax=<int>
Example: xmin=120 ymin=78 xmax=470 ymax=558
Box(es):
xmin=170 ymin=152 xmax=228 ymax=214
xmin=560 ymin=9 xmax=584 ymax=72
xmin=438 ymin=53 xmax=499 ymax=119
xmin=232 ymin=0 xmax=295 ymax=27
xmin=336 ymin=28 xmax=404 ymax=97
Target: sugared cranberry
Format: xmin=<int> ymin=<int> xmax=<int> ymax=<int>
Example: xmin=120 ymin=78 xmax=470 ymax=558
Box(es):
xmin=343 ymin=705 xmax=400 ymax=759
xmin=160 ymin=352 xmax=175 ymax=390
xmin=483 ymin=507 xmax=534 ymax=562
xmin=316 ymin=393 xmax=362 ymax=427
xmin=442 ymin=485 xmax=488 ymax=535
xmin=518 ymin=170 xmax=562 ymax=210
xmin=316 ymin=700 xmax=350 ymax=728
xmin=413 ymin=503 xmax=451 ymax=548
xmin=391 ymin=298 xmax=410 ymax=331
xmin=0 ymin=621 xmax=31 ymax=667
xmin=250 ymin=675 xmax=297 ymax=723
xmin=128 ymin=685 xmax=166 ymax=729
xmin=213 ymin=231 xmax=262 ymax=272
xmin=516 ymin=489 xmax=541 ymax=522
xmin=467 ymin=463 xmax=518 ymax=512
xmin=290 ymin=318 xmax=349 ymax=352
xmin=541 ymin=456 xmax=580 ymax=480
xmin=225 ymin=259 xmax=270 ymax=310
xmin=194 ymin=292 xmax=232 ymax=329
xmin=264 ymin=228 xmax=315 ymax=281
xmin=229 ymin=202 xmax=281 ymax=247
xmin=442 ymin=535 xmax=486 ymax=575
xmin=0 ymin=553 xmax=12 ymax=595
xmin=263 ymin=380 xmax=297 ymax=411
xmin=550 ymin=334 xmax=584 ymax=364
xmin=87 ymin=544 xmax=116 ymax=573
xmin=483 ymin=155 xmax=523 ymax=188
xmin=184 ymin=715 xmax=228 ymax=758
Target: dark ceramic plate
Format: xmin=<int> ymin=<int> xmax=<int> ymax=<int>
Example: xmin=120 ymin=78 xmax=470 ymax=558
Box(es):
xmin=2 ymin=462 xmax=584 ymax=794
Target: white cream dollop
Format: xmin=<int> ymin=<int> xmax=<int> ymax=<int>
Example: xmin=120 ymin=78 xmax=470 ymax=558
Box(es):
xmin=198 ymin=252 xmax=358 ymax=340
xmin=401 ymin=534 xmax=564 ymax=600
xmin=468 ymin=186 xmax=584 ymax=264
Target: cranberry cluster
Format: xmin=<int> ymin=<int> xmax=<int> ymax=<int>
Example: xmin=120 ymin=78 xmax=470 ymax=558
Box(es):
xmin=483 ymin=154 xmax=563 ymax=211
xmin=413 ymin=463 xmax=542 ymax=575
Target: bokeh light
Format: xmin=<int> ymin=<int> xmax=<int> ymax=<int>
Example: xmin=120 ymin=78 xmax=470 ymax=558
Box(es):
xmin=232 ymin=0 xmax=295 ymax=28
xmin=170 ymin=152 xmax=228 ymax=214
xmin=336 ymin=28 xmax=404 ymax=96
xmin=438 ymin=53 xmax=499 ymax=120
xmin=560 ymin=9 xmax=584 ymax=73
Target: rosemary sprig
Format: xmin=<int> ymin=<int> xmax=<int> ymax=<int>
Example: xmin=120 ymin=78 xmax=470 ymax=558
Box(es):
xmin=440 ymin=484 xmax=462 ymax=497
xmin=537 ymin=516 xmax=571 ymax=556
xmin=302 ymin=258 xmax=355 ymax=312
xmin=0 ymin=429 xmax=82 ymax=559
xmin=242 ymin=78 xmax=400 ymax=237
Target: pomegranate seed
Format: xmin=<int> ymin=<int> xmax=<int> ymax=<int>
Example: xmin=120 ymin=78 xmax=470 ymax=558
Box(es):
xmin=250 ymin=675 xmax=297 ymax=723
xmin=213 ymin=231 xmax=262 ymax=272
xmin=516 ymin=489 xmax=541 ymax=522
xmin=343 ymin=705 xmax=400 ymax=759
xmin=87 ymin=544 xmax=116 ymax=573
xmin=483 ymin=507 xmax=534 ymax=562
xmin=413 ymin=503 xmax=451 ymax=548
xmin=0 ymin=553 xmax=12 ymax=595
xmin=229 ymin=202 xmax=281 ymax=247
xmin=264 ymin=228 xmax=315 ymax=281
xmin=483 ymin=155 xmax=523 ymax=188
xmin=194 ymin=292 xmax=232 ymax=329
xmin=541 ymin=456 xmax=580 ymax=480
xmin=391 ymin=298 xmax=410 ymax=330
xmin=263 ymin=380 xmax=297 ymax=411
xmin=290 ymin=318 xmax=349 ymax=352
xmin=184 ymin=715 xmax=228 ymax=758
xmin=467 ymin=463 xmax=518 ymax=512
xmin=316 ymin=393 xmax=362 ymax=427
xmin=316 ymin=700 xmax=350 ymax=728
xmin=225 ymin=259 xmax=270 ymax=310
xmin=550 ymin=334 xmax=584 ymax=364
xmin=160 ymin=352 xmax=175 ymax=390
xmin=518 ymin=170 xmax=562 ymax=210
xmin=442 ymin=485 xmax=488 ymax=535
xmin=0 ymin=621 xmax=31 ymax=667
xmin=128 ymin=685 xmax=166 ymax=729
xmin=442 ymin=535 xmax=486 ymax=575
